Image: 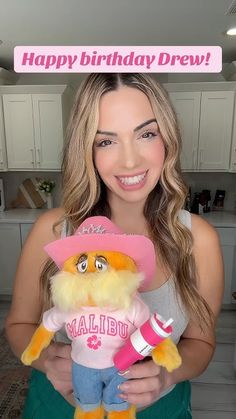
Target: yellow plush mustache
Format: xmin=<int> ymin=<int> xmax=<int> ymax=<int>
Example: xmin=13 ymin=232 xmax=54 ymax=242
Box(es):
xmin=50 ymin=269 xmax=144 ymax=311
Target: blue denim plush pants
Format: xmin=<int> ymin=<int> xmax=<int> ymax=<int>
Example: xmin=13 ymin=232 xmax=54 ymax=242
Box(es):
xmin=72 ymin=361 xmax=129 ymax=412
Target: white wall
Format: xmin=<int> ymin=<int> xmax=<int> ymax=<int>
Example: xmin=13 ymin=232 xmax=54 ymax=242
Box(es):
xmin=15 ymin=71 xmax=227 ymax=88
xmin=16 ymin=73 xmax=85 ymax=91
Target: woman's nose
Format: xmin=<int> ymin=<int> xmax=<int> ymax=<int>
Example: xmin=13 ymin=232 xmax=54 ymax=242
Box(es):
xmin=121 ymin=142 xmax=142 ymax=169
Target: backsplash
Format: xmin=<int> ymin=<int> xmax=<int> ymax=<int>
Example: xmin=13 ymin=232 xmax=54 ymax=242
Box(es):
xmin=1 ymin=171 xmax=236 ymax=212
xmin=183 ymin=172 xmax=236 ymax=212
xmin=0 ymin=171 xmax=62 ymax=209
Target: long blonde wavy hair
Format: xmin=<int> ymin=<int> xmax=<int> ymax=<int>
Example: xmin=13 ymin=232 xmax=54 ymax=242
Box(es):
xmin=40 ymin=73 xmax=212 ymax=330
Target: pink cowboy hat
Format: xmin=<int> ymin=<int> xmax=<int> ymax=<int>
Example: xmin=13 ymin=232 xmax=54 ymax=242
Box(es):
xmin=44 ymin=216 xmax=156 ymax=290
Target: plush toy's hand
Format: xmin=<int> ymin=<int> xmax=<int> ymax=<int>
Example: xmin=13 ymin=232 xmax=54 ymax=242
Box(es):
xmin=151 ymin=337 xmax=182 ymax=372
xmin=21 ymin=323 xmax=55 ymax=365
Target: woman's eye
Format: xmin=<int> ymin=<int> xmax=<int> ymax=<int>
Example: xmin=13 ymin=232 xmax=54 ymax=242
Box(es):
xmin=141 ymin=131 xmax=157 ymax=139
xmin=77 ymin=260 xmax=88 ymax=273
xmin=95 ymin=259 xmax=108 ymax=271
xmin=96 ymin=139 xmax=113 ymax=147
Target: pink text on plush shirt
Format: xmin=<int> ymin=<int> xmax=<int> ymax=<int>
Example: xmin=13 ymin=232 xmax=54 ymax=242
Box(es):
xmin=67 ymin=314 xmax=129 ymax=339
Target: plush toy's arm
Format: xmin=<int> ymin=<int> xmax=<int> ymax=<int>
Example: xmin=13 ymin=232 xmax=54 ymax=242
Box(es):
xmin=21 ymin=323 xmax=55 ymax=366
xmin=151 ymin=337 xmax=182 ymax=372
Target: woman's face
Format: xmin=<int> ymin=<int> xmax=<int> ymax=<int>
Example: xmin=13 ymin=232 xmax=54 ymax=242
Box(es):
xmin=93 ymin=86 xmax=165 ymax=205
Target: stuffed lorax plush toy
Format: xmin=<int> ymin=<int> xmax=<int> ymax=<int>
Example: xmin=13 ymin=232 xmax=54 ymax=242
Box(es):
xmin=21 ymin=216 xmax=181 ymax=419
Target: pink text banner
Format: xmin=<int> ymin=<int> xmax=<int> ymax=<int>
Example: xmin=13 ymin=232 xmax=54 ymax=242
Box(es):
xmin=14 ymin=46 xmax=222 ymax=73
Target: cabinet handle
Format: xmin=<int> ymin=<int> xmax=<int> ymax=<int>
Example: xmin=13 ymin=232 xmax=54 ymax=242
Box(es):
xmin=199 ymin=148 xmax=204 ymax=166
xmin=37 ymin=148 xmax=41 ymax=166
xmin=30 ymin=148 xmax=35 ymax=166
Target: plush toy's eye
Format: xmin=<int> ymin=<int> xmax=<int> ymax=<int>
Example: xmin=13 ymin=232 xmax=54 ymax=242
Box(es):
xmin=95 ymin=256 xmax=108 ymax=272
xmin=77 ymin=254 xmax=88 ymax=273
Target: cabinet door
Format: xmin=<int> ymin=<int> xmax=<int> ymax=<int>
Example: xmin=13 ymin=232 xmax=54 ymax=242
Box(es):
xmin=32 ymin=94 xmax=64 ymax=170
xmin=198 ymin=91 xmax=235 ymax=171
xmin=3 ymin=94 xmax=35 ymax=169
xmin=229 ymin=100 xmax=236 ymax=172
xmin=216 ymin=228 xmax=236 ymax=304
xmin=0 ymin=223 xmax=21 ymax=295
xmin=169 ymin=92 xmax=201 ymax=171
xmin=232 ymin=247 xmax=236 ymax=303
xmin=0 ymin=97 xmax=7 ymax=171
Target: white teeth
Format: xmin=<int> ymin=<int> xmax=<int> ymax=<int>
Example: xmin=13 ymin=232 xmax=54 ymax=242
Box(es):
xmin=118 ymin=172 xmax=146 ymax=185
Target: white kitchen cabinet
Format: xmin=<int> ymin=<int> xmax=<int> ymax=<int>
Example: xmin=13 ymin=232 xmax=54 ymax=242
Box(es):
xmin=229 ymin=98 xmax=236 ymax=172
xmin=198 ymin=91 xmax=235 ymax=171
xmin=3 ymin=94 xmax=35 ymax=169
xmin=232 ymin=246 xmax=236 ymax=301
xmin=216 ymin=228 xmax=236 ymax=305
xmin=169 ymin=92 xmax=201 ymax=170
xmin=0 ymin=222 xmax=33 ymax=295
xmin=32 ymin=94 xmax=63 ymax=170
xmin=0 ymin=97 xmax=7 ymax=171
xmin=3 ymin=94 xmax=64 ymax=170
xmin=0 ymin=223 xmax=22 ymax=294
xmin=169 ymin=91 xmax=235 ymax=172
xmin=1 ymin=85 xmax=72 ymax=171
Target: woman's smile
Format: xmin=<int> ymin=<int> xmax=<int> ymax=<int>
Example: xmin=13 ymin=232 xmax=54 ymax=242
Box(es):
xmin=116 ymin=170 xmax=148 ymax=190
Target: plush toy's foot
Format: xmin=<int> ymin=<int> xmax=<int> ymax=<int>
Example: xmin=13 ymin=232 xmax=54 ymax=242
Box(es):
xmin=74 ymin=405 xmax=104 ymax=419
xmin=107 ymin=405 xmax=136 ymax=419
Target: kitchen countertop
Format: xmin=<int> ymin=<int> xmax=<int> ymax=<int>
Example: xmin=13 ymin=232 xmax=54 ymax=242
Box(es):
xmin=0 ymin=208 xmax=236 ymax=227
xmin=0 ymin=209 xmax=46 ymax=223
xmin=200 ymin=211 xmax=236 ymax=228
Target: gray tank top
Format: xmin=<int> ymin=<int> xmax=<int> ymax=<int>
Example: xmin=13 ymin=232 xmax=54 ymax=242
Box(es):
xmin=141 ymin=209 xmax=191 ymax=344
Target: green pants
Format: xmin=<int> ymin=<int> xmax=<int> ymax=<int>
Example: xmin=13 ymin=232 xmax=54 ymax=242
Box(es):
xmin=22 ymin=370 xmax=192 ymax=418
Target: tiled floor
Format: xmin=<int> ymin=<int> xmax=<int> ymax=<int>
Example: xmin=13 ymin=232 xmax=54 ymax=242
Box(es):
xmin=191 ymin=306 xmax=236 ymax=418
xmin=0 ymin=301 xmax=236 ymax=417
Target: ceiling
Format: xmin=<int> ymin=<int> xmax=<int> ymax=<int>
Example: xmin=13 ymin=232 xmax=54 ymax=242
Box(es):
xmin=0 ymin=0 xmax=236 ymax=73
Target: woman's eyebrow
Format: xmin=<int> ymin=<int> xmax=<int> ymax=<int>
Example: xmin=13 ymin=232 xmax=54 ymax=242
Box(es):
xmin=96 ymin=118 xmax=157 ymax=136
xmin=96 ymin=129 xmax=117 ymax=136
xmin=133 ymin=118 xmax=157 ymax=132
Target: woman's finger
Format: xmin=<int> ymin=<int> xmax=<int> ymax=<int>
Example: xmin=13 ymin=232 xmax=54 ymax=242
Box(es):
xmin=119 ymin=390 xmax=157 ymax=407
xmin=47 ymin=342 xmax=72 ymax=359
xmin=46 ymin=356 xmax=72 ymax=373
xmin=121 ymin=359 xmax=161 ymax=379
xmin=119 ymin=376 xmax=160 ymax=395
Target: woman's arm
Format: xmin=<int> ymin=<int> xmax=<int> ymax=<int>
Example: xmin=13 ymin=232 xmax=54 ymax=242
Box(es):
xmin=4 ymin=208 xmax=75 ymax=404
xmin=118 ymin=215 xmax=224 ymax=406
xmin=5 ymin=208 xmax=62 ymax=361
xmin=164 ymin=214 xmax=224 ymax=386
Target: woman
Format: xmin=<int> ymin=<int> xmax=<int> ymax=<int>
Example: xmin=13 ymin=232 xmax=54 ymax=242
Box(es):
xmin=5 ymin=73 xmax=223 ymax=418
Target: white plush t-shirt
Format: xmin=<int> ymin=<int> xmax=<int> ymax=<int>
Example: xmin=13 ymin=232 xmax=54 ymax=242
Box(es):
xmin=43 ymin=294 xmax=150 ymax=369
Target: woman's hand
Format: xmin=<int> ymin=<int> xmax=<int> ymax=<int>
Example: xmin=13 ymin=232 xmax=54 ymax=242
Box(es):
xmin=42 ymin=342 xmax=75 ymax=405
xmin=118 ymin=359 xmax=169 ymax=408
